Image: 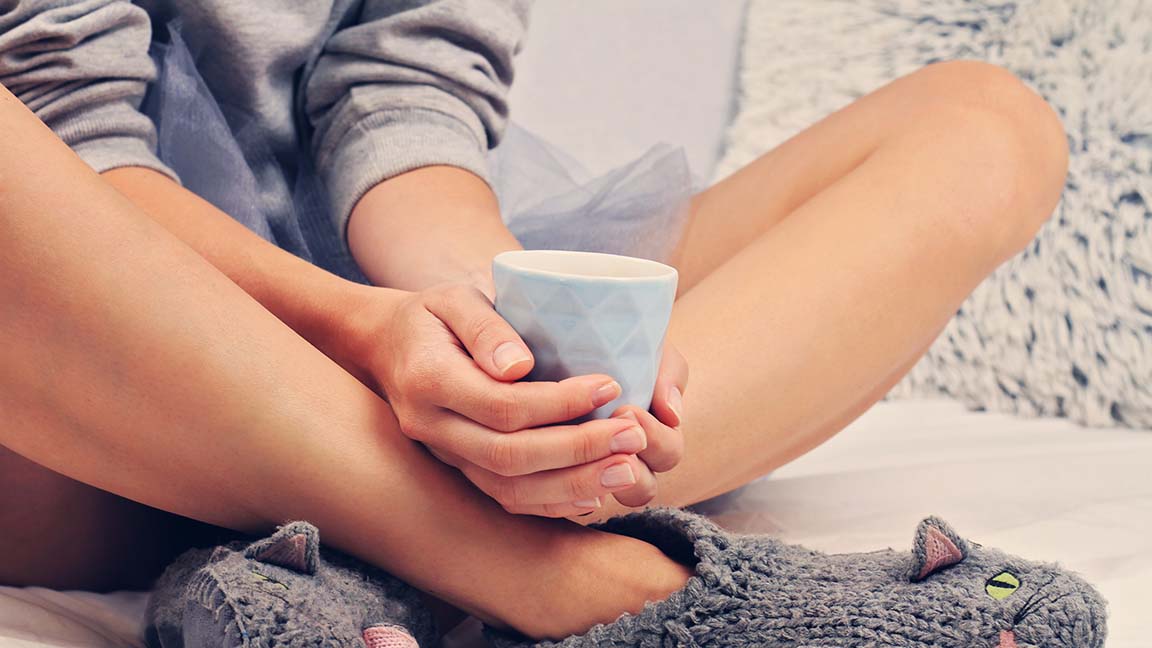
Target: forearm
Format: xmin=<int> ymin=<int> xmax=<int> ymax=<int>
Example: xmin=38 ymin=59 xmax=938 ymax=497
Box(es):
xmin=347 ymin=165 xmax=522 ymax=291
xmin=101 ymin=167 xmax=375 ymax=375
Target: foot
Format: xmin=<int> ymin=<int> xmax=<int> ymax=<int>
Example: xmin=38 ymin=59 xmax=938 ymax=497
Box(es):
xmin=145 ymin=522 xmax=435 ymax=647
xmin=485 ymin=508 xmax=1107 ymax=647
xmin=497 ymin=527 xmax=695 ymax=640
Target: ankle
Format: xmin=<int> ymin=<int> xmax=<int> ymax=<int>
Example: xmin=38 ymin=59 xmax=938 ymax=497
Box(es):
xmin=506 ymin=527 xmax=694 ymax=641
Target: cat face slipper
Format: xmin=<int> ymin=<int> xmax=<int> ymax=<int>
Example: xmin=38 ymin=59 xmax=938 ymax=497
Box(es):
xmin=486 ymin=508 xmax=1107 ymax=647
xmin=145 ymin=521 xmax=436 ymax=647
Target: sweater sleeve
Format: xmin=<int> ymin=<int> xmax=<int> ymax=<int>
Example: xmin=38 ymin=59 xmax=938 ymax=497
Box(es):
xmin=0 ymin=0 xmax=175 ymax=180
xmin=304 ymin=0 xmax=531 ymax=233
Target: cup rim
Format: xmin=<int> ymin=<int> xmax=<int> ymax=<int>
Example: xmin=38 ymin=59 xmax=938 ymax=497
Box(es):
xmin=493 ymin=250 xmax=678 ymax=282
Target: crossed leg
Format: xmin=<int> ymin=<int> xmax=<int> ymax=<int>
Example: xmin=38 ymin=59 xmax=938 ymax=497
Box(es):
xmin=583 ymin=61 xmax=1067 ymax=517
xmin=0 ymin=60 xmax=1066 ymax=639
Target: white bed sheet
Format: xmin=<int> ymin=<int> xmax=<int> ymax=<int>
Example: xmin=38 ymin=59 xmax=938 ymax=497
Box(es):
xmin=4 ymin=399 xmax=1149 ymax=647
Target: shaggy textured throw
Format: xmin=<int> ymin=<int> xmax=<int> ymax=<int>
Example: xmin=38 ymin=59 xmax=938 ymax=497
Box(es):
xmin=717 ymin=0 xmax=1152 ymax=427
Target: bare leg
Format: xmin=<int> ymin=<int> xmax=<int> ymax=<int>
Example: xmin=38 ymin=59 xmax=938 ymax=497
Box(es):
xmin=0 ymin=87 xmax=688 ymax=640
xmin=0 ymin=446 xmax=229 ymax=591
xmin=590 ymin=61 xmax=1069 ymax=517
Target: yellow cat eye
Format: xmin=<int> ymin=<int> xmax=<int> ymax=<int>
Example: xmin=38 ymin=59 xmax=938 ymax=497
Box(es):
xmin=985 ymin=571 xmax=1021 ymax=600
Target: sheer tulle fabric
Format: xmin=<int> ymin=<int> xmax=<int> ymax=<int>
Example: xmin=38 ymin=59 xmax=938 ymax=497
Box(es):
xmin=142 ymin=25 xmax=694 ymax=283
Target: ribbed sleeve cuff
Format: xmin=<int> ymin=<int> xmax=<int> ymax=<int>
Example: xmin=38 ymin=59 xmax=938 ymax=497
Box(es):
xmin=316 ymin=108 xmax=492 ymax=237
xmin=71 ymin=135 xmax=179 ymax=182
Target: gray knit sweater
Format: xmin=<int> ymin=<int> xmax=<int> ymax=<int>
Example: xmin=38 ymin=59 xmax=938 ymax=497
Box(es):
xmin=0 ymin=0 xmax=529 ymax=237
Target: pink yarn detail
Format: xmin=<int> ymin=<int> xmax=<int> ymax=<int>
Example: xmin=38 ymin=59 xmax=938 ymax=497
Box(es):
xmin=998 ymin=629 xmax=1019 ymax=648
xmin=917 ymin=526 xmax=964 ymax=580
xmin=363 ymin=625 xmax=419 ymax=648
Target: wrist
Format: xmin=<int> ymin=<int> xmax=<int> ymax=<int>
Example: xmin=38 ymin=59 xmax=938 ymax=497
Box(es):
xmin=347 ymin=166 xmax=522 ymax=291
xmin=303 ymin=281 xmax=408 ymax=388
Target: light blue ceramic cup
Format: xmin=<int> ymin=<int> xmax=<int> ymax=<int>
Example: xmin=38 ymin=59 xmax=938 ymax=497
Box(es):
xmin=493 ymin=250 xmax=679 ymax=419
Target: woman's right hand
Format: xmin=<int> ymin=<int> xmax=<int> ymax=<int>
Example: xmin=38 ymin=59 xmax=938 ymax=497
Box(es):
xmin=369 ymin=283 xmax=675 ymax=517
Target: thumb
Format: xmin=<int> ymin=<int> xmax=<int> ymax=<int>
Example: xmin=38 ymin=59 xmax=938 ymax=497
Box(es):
xmin=651 ymin=343 xmax=688 ymax=427
xmin=426 ymin=284 xmax=535 ymax=381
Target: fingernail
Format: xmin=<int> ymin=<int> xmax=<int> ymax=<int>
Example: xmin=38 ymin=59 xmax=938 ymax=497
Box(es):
xmin=609 ymin=426 xmax=646 ymax=453
xmin=592 ymin=380 xmax=622 ymax=407
xmin=493 ymin=341 xmax=530 ymax=374
xmin=667 ymin=386 xmax=684 ymax=426
xmin=573 ymin=497 xmax=601 ymax=509
xmin=600 ymin=463 xmax=636 ymax=488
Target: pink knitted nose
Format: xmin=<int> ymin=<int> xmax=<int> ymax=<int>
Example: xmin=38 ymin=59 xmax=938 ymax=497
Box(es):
xmin=998 ymin=629 xmax=1018 ymax=648
xmin=362 ymin=624 xmax=419 ymax=648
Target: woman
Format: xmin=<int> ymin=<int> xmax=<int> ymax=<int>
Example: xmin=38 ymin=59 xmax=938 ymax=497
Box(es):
xmin=0 ymin=0 xmax=1068 ymax=641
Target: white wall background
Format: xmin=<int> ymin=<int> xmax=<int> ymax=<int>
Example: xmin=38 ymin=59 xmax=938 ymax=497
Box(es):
xmin=507 ymin=1 xmax=748 ymax=179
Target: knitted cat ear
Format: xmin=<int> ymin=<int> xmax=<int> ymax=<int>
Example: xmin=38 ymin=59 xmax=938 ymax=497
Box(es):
xmin=909 ymin=516 xmax=970 ymax=582
xmin=244 ymin=521 xmax=320 ymax=575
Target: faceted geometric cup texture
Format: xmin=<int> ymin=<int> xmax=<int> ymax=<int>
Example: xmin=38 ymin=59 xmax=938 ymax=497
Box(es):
xmin=493 ymin=250 xmax=679 ymax=419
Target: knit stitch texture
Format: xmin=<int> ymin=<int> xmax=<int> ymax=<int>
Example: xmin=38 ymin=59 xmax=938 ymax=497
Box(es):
xmin=145 ymin=521 xmax=436 ymax=647
xmin=486 ymin=508 xmax=1107 ymax=647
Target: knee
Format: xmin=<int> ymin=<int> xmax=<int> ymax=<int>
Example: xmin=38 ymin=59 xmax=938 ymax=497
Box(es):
xmin=909 ymin=61 xmax=1069 ymax=259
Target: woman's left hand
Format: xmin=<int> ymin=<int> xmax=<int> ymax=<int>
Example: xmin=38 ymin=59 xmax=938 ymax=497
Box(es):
xmin=606 ymin=343 xmax=689 ymax=507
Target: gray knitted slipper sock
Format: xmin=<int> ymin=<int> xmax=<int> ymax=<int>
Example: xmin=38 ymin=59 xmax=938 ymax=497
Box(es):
xmin=145 ymin=521 xmax=437 ymax=647
xmin=485 ymin=508 xmax=1106 ymax=647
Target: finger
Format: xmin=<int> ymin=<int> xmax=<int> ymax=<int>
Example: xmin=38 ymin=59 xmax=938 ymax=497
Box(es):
xmin=498 ymin=499 xmax=604 ymax=519
xmin=459 ymin=454 xmax=646 ymax=510
xmin=609 ymin=458 xmax=659 ymax=508
xmin=426 ymin=446 xmax=598 ymax=518
xmin=429 ymin=413 xmax=647 ymax=477
xmin=650 ymin=344 xmax=688 ymax=428
xmin=423 ymin=443 xmax=464 ymax=469
xmin=615 ymin=406 xmax=684 ymax=473
xmin=422 ymin=444 xmax=597 ymax=515
xmin=431 ymin=360 xmax=621 ymax=432
xmin=424 ymin=283 xmax=536 ymax=381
